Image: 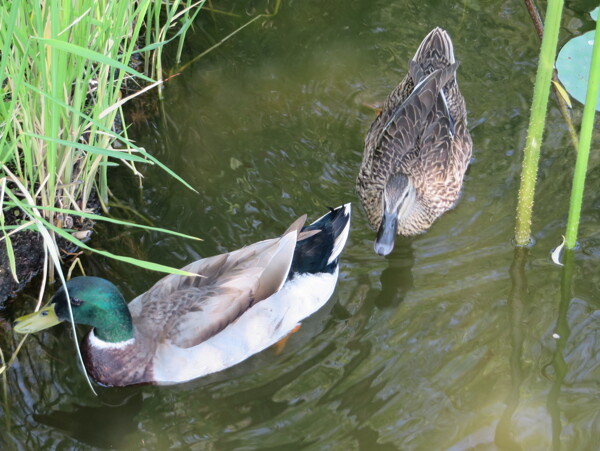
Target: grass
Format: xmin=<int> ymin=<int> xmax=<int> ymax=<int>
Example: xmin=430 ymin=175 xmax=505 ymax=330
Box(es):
xmin=0 ymin=0 xmax=206 ymax=393
xmin=0 ymin=0 xmax=205 ymax=286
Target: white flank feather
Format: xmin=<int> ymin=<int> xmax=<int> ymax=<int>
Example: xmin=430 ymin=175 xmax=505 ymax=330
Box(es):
xmin=152 ymin=269 xmax=339 ymax=384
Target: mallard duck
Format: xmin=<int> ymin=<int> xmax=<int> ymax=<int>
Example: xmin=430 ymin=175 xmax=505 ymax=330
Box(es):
xmin=357 ymin=27 xmax=472 ymax=255
xmin=14 ymin=204 xmax=351 ymax=387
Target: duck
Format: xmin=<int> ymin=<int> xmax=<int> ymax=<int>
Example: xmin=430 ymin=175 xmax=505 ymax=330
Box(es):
xmin=356 ymin=27 xmax=472 ymax=256
xmin=14 ymin=204 xmax=351 ymax=387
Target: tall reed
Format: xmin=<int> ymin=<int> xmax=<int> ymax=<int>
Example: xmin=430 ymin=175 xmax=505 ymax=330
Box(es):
xmin=0 ymin=0 xmax=206 ymax=395
xmin=514 ymin=0 xmax=564 ymax=246
xmin=0 ymin=0 xmax=203 ymax=282
xmin=564 ymin=16 xmax=600 ymax=249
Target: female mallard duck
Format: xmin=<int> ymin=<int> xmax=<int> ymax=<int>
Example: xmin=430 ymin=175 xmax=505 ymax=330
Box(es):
xmin=357 ymin=27 xmax=472 ymax=255
xmin=14 ymin=204 xmax=351 ymax=387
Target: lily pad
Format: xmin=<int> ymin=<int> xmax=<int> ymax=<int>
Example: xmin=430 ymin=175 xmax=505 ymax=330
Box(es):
xmin=556 ymin=30 xmax=599 ymax=111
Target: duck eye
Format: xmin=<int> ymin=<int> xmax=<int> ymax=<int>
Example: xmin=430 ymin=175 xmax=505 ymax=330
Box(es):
xmin=41 ymin=310 xmax=49 ymax=316
xmin=71 ymin=297 xmax=83 ymax=306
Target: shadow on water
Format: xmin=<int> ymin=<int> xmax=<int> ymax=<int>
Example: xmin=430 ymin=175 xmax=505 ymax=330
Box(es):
xmin=373 ymin=240 xmax=415 ymax=310
xmin=33 ymin=391 xmax=143 ymax=449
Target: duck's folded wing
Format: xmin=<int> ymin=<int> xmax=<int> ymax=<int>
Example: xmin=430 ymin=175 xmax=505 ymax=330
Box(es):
xmin=419 ymin=107 xmax=454 ymax=183
xmin=372 ymin=64 xmax=456 ymax=173
xmin=129 ymin=217 xmax=305 ymax=349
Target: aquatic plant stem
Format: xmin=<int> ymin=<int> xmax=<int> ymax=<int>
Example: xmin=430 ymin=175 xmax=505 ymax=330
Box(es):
xmin=523 ymin=0 xmax=579 ymax=152
xmin=514 ymin=0 xmax=564 ymax=246
xmin=564 ymin=16 xmax=600 ymax=249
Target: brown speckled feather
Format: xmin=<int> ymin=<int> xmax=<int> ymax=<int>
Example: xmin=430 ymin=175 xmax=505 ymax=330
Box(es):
xmin=81 ymin=227 xmax=304 ymax=387
xmin=357 ymin=27 xmax=472 ymax=235
xmin=125 ymin=218 xmax=305 ymax=350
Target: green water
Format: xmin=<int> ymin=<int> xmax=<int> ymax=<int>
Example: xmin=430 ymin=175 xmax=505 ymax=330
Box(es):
xmin=3 ymin=1 xmax=600 ymax=449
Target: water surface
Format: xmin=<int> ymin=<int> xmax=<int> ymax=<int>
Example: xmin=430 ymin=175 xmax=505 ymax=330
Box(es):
xmin=3 ymin=1 xmax=600 ymax=449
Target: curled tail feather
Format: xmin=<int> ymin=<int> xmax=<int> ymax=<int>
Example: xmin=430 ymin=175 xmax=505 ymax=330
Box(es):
xmin=412 ymin=27 xmax=455 ymax=75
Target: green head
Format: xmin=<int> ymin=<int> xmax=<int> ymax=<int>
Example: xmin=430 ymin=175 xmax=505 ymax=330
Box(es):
xmin=13 ymin=276 xmax=134 ymax=343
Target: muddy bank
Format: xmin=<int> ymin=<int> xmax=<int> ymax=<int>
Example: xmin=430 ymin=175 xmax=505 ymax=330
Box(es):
xmin=0 ymin=200 xmax=97 ymax=306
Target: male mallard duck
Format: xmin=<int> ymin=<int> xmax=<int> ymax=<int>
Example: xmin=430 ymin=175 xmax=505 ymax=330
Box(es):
xmin=14 ymin=204 xmax=351 ymax=387
xmin=357 ymin=27 xmax=472 ymax=255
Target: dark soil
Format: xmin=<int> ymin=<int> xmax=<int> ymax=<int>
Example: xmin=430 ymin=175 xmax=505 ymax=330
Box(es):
xmin=0 ymin=196 xmax=99 ymax=306
xmin=0 ymin=210 xmax=44 ymax=303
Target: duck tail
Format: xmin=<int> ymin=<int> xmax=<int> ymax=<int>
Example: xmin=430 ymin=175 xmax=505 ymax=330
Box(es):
xmin=289 ymin=203 xmax=351 ymax=277
xmin=412 ymin=27 xmax=455 ymax=76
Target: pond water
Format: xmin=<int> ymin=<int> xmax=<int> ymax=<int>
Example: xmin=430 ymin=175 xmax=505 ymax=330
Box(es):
xmin=3 ymin=0 xmax=600 ymax=449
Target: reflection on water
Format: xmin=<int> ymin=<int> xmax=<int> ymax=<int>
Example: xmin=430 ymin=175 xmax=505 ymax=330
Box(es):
xmin=495 ymin=247 xmax=527 ymax=451
xmin=3 ymin=0 xmax=600 ymax=449
xmin=33 ymin=392 xmax=142 ymax=449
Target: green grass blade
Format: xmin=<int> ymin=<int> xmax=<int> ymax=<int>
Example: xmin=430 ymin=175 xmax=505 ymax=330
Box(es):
xmin=23 ymin=82 xmax=151 ymax=156
xmin=6 ymin=203 xmax=202 ymax=241
xmin=14 ymin=84 xmax=196 ymax=192
xmin=0 ymin=0 xmax=21 ymax=88
xmin=43 ymin=218 xmax=199 ymax=277
xmin=33 ymin=38 xmax=156 ymax=83
xmin=5 ymin=189 xmax=200 ymax=279
xmin=0 ymin=181 xmax=18 ymax=283
xmin=136 ymin=0 xmax=205 ymax=54
xmin=23 ymin=133 xmax=152 ymax=164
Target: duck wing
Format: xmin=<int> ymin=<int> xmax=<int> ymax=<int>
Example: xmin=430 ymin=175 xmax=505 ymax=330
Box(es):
xmin=373 ymin=62 xmax=458 ymax=175
xmin=128 ymin=216 xmax=306 ymax=349
xmin=419 ymin=99 xmax=454 ymax=183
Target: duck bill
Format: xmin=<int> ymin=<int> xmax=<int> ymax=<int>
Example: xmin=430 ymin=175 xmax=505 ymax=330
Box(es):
xmin=13 ymin=304 xmax=62 ymax=334
xmin=374 ymin=212 xmax=398 ymax=256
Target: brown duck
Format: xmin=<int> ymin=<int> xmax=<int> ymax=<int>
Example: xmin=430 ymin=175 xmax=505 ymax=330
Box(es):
xmin=357 ymin=27 xmax=472 ymax=255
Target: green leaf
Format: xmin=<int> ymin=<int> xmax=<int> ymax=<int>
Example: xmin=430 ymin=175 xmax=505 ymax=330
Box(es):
xmin=33 ymin=38 xmax=155 ymax=83
xmin=556 ymin=30 xmax=600 ymax=111
xmin=40 ymin=215 xmax=201 ymax=278
xmin=5 ymin=203 xmax=202 ymax=241
xmin=23 ymin=133 xmax=152 ymax=163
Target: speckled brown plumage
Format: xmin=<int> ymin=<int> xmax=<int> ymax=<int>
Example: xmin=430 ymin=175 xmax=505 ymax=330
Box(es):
xmin=357 ymin=27 xmax=472 ymax=236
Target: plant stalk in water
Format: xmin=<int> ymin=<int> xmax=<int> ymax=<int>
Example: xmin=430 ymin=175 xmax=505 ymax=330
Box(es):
xmin=522 ymin=0 xmax=579 ymax=152
xmin=514 ymin=0 xmax=564 ymax=246
xmin=564 ymin=15 xmax=600 ymax=249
